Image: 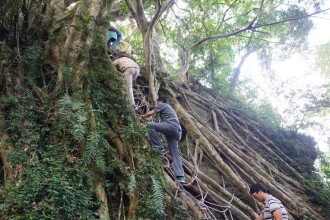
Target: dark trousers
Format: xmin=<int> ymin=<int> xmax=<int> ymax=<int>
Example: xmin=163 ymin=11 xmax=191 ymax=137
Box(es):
xmin=148 ymin=122 xmax=184 ymax=177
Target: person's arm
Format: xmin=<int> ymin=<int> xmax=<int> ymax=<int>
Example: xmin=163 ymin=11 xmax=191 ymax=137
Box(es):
xmin=112 ymin=59 xmax=119 ymax=66
xmin=108 ymin=27 xmax=119 ymax=32
xmin=115 ymin=30 xmax=122 ymax=39
xmin=255 ymin=213 xmax=264 ymax=220
xmin=112 ymin=30 xmax=122 ymax=48
xmin=111 ymin=59 xmax=121 ymax=70
xmin=141 ymin=110 xmax=156 ymax=119
xmin=272 ymin=210 xmax=283 ymax=220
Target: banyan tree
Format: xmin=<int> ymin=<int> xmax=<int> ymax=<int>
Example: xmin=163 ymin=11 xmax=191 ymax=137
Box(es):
xmin=0 ymin=0 xmax=329 ymax=219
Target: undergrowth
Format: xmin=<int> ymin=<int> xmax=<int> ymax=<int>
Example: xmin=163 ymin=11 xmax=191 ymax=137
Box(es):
xmin=0 ymin=26 xmax=187 ymax=220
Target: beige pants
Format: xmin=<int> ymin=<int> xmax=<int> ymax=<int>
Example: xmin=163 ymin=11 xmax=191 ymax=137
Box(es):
xmin=122 ymin=67 xmax=140 ymax=106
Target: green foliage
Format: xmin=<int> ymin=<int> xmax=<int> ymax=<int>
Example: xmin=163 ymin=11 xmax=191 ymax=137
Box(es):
xmin=172 ymin=198 xmax=191 ymax=220
xmin=304 ymin=167 xmax=330 ymax=218
xmin=127 ymin=173 xmax=136 ymax=195
xmin=320 ymin=151 xmax=330 ymax=187
xmin=0 ymin=28 xmax=135 ymax=219
xmin=1 ymin=164 xmax=96 ymax=220
xmin=192 ymin=41 xmax=233 ymax=93
xmin=316 ymin=42 xmax=330 ymax=76
xmin=58 ymin=94 xmax=88 ymax=141
xmin=270 ymin=129 xmax=318 ymax=174
xmin=121 ymin=120 xmax=148 ymax=147
xmin=1 ymin=92 xmax=41 ymax=166
xmin=84 ymin=132 xmax=101 ymax=165
xmin=0 ymin=0 xmax=24 ymax=29
xmin=0 ymin=88 xmax=98 ymax=220
xmin=135 ymin=167 xmax=190 ymax=219
xmin=157 ymin=0 xmax=318 ymax=92
xmin=148 ymin=175 xmax=166 ymax=218
xmin=87 ymin=29 xmax=182 ymax=220
xmin=117 ymin=1 xmax=130 ymax=17
xmin=253 ymin=101 xmax=282 ymax=128
xmin=229 ymin=91 xmax=282 ymax=130
xmin=137 ymin=173 xmax=167 ymax=220
xmin=62 ymin=67 xmax=74 ymax=85
xmin=280 ymin=85 xmax=330 ymax=133
xmin=0 ymin=1 xmax=200 ymax=220
xmin=227 ymin=83 xmax=319 ymax=175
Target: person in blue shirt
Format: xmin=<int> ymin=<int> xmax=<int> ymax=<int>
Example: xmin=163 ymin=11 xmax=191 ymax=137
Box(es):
xmin=107 ymin=27 xmax=122 ymax=49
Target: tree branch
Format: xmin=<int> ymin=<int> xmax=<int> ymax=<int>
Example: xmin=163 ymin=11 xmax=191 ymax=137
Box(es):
xmin=148 ymin=0 xmax=175 ymax=35
xmin=218 ymin=0 xmax=239 ymax=31
xmin=191 ymin=7 xmax=330 ymax=49
xmin=125 ymin=0 xmax=138 ymax=23
xmin=247 ymin=0 xmax=265 ymax=29
xmin=254 ymin=7 xmax=330 ymax=29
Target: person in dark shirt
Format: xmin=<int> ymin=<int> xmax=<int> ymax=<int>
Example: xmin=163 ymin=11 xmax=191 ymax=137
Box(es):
xmin=141 ymin=96 xmax=185 ymax=183
xmin=250 ymin=183 xmax=288 ymax=220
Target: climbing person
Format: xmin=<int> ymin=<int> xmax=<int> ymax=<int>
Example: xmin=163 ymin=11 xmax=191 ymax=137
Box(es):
xmin=66 ymin=0 xmax=80 ymax=11
xmin=110 ymin=55 xmax=140 ymax=107
xmin=250 ymin=183 xmax=288 ymax=220
xmin=141 ymin=96 xmax=186 ymax=184
xmin=107 ymin=27 xmax=122 ymax=49
xmin=118 ymin=40 xmax=132 ymax=54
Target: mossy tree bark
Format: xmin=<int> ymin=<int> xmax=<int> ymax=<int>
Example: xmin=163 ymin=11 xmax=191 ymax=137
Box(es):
xmin=125 ymin=0 xmax=174 ymax=105
xmin=0 ymin=1 xmax=176 ymax=220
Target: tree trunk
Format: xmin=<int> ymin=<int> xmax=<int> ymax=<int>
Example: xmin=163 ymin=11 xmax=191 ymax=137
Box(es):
xmin=0 ymin=1 xmax=326 ymax=220
xmin=228 ymin=50 xmax=253 ymax=95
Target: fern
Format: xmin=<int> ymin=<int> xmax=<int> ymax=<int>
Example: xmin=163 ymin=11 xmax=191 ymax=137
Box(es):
xmin=59 ymin=95 xmax=72 ymax=114
xmin=83 ymin=132 xmax=100 ymax=165
xmin=58 ymin=95 xmax=88 ymax=141
xmin=128 ymin=174 xmax=136 ymax=195
xmin=62 ymin=67 xmax=73 ymax=83
xmin=95 ymin=155 xmax=107 ymax=173
xmin=148 ymin=175 xmax=166 ymax=218
xmin=121 ymin=122 xmax=146 ymax=144
xmin=72 ymin=101 xmax=84 ymax=111
xmin=72 ymin=122 xmax=86 ymax=141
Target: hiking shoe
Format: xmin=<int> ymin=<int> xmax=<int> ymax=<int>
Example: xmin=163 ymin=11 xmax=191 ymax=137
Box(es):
xmin=177 ymin=176 xmax=186 ymax=184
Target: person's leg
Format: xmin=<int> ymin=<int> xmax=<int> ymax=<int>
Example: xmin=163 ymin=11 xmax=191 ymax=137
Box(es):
xmin=122 ymin=68 xmax=135 ymax=106
xmin=148 ymin=123 xmax=164 ymax=149
xmin=148 ymin=122 xmax=175 ymax=149
xmin=166 ymin=134 xmax=185 ymax=178
xmin=132 ymin=68 xmax=140 ymax=81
